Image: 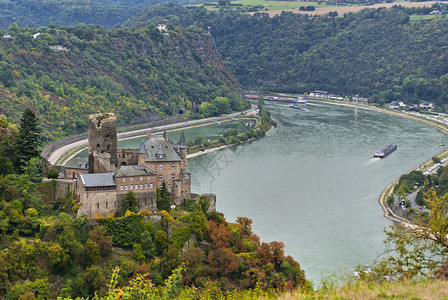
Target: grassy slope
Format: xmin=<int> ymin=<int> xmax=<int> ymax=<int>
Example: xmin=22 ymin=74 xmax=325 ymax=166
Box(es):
xmin=279 ymin=279 xmax=448 ymax=299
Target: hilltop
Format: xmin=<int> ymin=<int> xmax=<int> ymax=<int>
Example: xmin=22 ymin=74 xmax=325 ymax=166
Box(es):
xmin=0 ymin=24 xmax=244 ymax=142
xmin=124 ymin=3 xmax=448 ymax=106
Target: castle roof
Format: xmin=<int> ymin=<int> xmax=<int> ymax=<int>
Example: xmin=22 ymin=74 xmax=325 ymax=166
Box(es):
xmin=178 ymin=131 xmax=187 ymax=149
xmin=65 ymin=158 xmax=88 ymax=169
xmin=80 ymin=173 xmax=116 ymax=188
xmin=138 ymin=140 xmax=146 ymax=154
xmin=114 ymin=165 xmax=155 ymax=177
xmin=144 ymin=136 xmax=181 ymax=162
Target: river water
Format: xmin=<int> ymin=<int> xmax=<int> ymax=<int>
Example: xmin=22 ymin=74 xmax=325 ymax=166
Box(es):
xmin=187 ymin=101 xmax=445 ymax=284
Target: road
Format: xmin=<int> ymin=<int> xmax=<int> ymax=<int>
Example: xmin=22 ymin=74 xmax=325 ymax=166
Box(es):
xmin=47 ymin=105 xmax=258 ymax=166
xmin=406 ymin=189 xmax=429 ymax=213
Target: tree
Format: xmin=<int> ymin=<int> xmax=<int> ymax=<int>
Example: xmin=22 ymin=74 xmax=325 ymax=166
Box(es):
xmin=372 ymin=189 xmax=448 ymax=279
xmin=121 ymin=191 xmax=140 ymax=214
xmin=15 ymin=108 xmax=42 ymax=170
xmin=47 ymin=168 xmax=59 ymax=179
xmin=157 ymin=181 xmax=171 ymax=212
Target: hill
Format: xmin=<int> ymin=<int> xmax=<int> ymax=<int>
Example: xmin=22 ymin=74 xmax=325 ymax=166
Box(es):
xmin=0 ymin=0 xmax=215 ymax=29
xmin=124 ymin=3 xmax=448 ymax=105
xmin=0 ymin=24 xmax=244 ymax=142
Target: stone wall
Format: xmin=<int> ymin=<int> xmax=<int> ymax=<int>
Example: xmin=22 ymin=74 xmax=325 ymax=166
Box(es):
xmin=117 ymin=148 xmax=138 ymax=166
xmin=88 ymin=113 xmax=117 ymax=173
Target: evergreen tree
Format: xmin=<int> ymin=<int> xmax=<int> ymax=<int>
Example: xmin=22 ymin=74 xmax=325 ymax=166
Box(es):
xmin=156 ymin=181 xmax=171 ymax=212
xmin=15 ymin=108 xmax=42 ymax=170
xmin=121 ymin=191 xmax=140 ymax=214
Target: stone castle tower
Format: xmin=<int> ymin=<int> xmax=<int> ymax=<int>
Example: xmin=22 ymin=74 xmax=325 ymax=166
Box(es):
xmin=88 ymin=113 xmax=117 ymax=173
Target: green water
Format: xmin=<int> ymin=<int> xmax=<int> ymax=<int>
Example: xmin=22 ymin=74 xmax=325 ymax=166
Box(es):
xmin=71 ymin=120 xmax=246 ymax=159
xmin=187 ymin=102 xmax=445 ymax=284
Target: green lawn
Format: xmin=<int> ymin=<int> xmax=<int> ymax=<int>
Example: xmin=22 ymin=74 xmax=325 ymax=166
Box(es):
xmin=409 ymin=14 xmax=439 ymax=21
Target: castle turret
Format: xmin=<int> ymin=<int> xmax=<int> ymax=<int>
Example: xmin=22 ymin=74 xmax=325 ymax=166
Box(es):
xmin=88 ymin=113 xmax=117 ymax=173
xmin=178 ymin=131 xmax=187 ymax=169
xmin=138 ymin=139 xmax=147 ymax=165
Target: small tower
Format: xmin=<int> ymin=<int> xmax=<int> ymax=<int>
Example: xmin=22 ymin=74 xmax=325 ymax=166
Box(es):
xmin=178 ymin=131 xmax=188 ymax=169
xmin=88 ymin=113 xmax=117 ymax=173
xmin=137 ymin=139 xmax=147 ymax=165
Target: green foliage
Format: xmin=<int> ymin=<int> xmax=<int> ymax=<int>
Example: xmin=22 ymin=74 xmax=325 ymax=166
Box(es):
xmin=46 ymin=168 xmax=59 ymax=179
xmin=154 ymin=230 xmax=168 ymax=256
xmin=133 ymin=243 xmax=146 ymax=264
xmin=0 ymin=24 xmax=242 ymax=141
xmin=157 ymin=181 xmax=171 ymax=212
xmin=15 ymin=108 xmax=42 ymax=170
xmin=98 ymin=214 xmax=144 ymax=248
xmin=126 ymin=4 xmax=448 ymax=105
xmin=170 ymin=226 xmax=191 ymax=248
xmin=121 ymin=191 xmax=140 ymax=214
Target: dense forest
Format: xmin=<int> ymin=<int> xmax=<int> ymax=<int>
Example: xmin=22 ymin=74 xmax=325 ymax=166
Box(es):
xmin=0 ymin=0 xmax=215 ymax=29
xmin=124 ymin=3 xmax=448 ymax=106
xmin=0 ymin=113 xmax=308 ymax=298
xmin=0 ymin=23 xmax=245 ymax=142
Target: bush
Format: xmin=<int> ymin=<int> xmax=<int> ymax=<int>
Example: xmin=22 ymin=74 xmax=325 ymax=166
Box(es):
xmin=47 ymin=168 xmax=59 ymax=179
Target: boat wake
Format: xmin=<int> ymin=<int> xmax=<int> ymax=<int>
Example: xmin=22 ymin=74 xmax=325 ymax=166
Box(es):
xmin=367 ymin=157 xmax=381 ymax=164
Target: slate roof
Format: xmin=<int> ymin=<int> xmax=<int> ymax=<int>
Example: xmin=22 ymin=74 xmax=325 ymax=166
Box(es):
xmin=80 ymin=173 xmax=116 ymax=187
xmin=144 ymin=136 xmax=181 ymax=162
xmin=114 ymin=165 xmax=155 ymax=177
xmin=65 ymin=158 xmax=88 ymax=169
xmin=179 ymin=131 xmax=187 ymax=149
xmin=138 ymin=140 xmax=146 ymax=154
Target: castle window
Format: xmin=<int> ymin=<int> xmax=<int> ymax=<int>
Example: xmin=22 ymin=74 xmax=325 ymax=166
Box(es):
xmin=172 ymin=163 xmax=175 ymax=169
xmin=125 ymin=185 xmax=128 ymax=190
xmin=135 ymin=184 xmax=138 ymax=190
xmin=140 ymin=184 xmax=143 ymax=189
xmin=130 ymin=177 xmax=134 ymax=182
xmin=150 ymin=183 xmax=153 ymax=188
xmin=120 ymin=186 xmax=123 ymax=191
xmin=140 ymin=177 xmax=143 ymax=181
xmin=171 ymin=174 xmax=175 ymax=180
xmin=159 ymin=164 xmax=163 ymax=169
xmin=159 ymin=175 xmax=162 ymax=180
xmin=167 ymin=184 xmax=171 ymax=191
xmin=123 ymin=178 xmax=126 ymax=182
xmin=145 ymin=183 xmax=148 ymax=189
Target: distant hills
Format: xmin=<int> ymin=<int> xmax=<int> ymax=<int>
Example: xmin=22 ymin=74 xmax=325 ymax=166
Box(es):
xmin=0 ymin=0 xmax=215 ymax=29
xmin=0 ymin=24 xmax=242 ymax=142
xmin=124 ymin=3 xmax=448 ymax=105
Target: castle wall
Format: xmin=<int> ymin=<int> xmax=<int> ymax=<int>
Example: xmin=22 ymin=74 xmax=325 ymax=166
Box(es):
xmin=92 ymin=151 xmax=112 ymax=173
xmin=117 ymin=191 xmax=157 ymax=211
xmin=117 ymin=149 xmax=138 ymax=166
xmin=116 ymin=174 xmax=157 ymax=195
xmin=77 ymin=181 xmax=118 ymax=218
xmin=88 ymin=113 xmax=117 ymax=173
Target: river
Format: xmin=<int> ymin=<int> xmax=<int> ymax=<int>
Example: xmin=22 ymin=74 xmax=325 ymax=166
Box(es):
xmin=187 ymin=101 xmax=445 ymax=284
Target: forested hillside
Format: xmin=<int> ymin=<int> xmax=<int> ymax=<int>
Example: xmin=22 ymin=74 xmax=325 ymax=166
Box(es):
xmin=0 ymin=24 xmax=244 ymax=142
xmin=0 ymin=0 xmax=214 ymax=29
xmin=124 ymin=3 xmax=448 ymax=105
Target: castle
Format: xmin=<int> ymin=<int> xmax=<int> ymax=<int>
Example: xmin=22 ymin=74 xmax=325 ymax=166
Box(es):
xmin=74 ymin=113 xmax=213 ymax=218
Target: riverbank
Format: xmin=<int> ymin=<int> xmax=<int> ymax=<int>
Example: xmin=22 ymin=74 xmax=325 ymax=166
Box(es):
xmin=305 ymin=98 xmax=448 ymax=225
xmin=187 ymin=125 xmax=275 ymax=159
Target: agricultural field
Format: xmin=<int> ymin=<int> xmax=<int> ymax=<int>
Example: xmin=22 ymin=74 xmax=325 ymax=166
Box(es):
xmin=194 ymin=0 xmax=439 ymax=16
